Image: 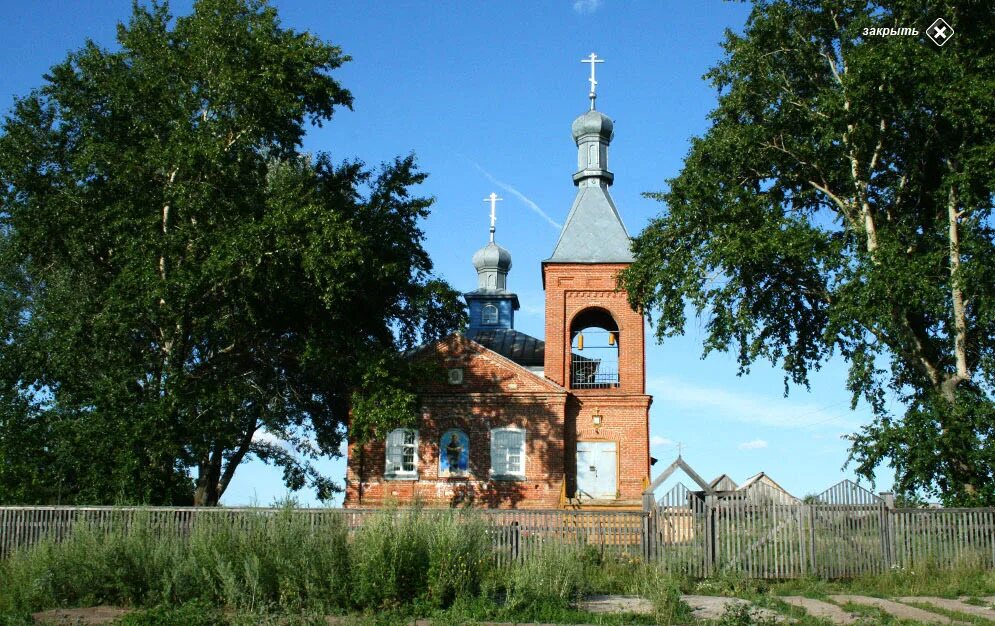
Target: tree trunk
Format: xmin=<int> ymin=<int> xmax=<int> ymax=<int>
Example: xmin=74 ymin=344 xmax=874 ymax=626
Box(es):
xmin=946 ymin=176 xmax=970 ymax=393
xmin=193 ymin=450 xmax=222 ymax=506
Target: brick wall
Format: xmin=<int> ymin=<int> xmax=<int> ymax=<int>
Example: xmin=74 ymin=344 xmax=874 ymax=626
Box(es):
xmin=543 ymin=262 xmax=651 ymax=505
xmin=565 ymin=393 xmax=652 ymax=502
xmin=541 ymin=263 xmax=645 ymax=394
xmin=345 ymin=336 xmax=568 ymax=508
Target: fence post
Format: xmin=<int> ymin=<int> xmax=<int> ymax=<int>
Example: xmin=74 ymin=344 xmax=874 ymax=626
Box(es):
xmin=642 ymin=491 xmax=656 ymax=561
xmin=704 ymin=494 xmax=717 ymax=576
xmin=807 ymin=503 xmax=817 ymax=577
xmin=510 ymin=520 xmax=520 ymax=561
xmin=880 ymin=492 xmax=895 ymax=570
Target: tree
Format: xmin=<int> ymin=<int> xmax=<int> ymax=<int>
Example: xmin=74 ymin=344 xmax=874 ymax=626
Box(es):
xmin=621 ymin=0 xmax=995 ymax=505
xmin=0 ymin=0 xmax=464 ymax=505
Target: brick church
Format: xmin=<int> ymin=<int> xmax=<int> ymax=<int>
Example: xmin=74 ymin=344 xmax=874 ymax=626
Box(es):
xmin=345 ymin=69 xmax=651 ymax=509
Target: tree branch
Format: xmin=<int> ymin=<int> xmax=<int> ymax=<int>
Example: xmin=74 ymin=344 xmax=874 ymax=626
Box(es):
xmin=218 ymin=421 xmax=258 ymax=498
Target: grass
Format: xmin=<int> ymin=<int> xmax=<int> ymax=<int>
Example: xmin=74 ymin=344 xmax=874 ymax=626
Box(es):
xmin=1 ymin=508 xmax=994 ymax=624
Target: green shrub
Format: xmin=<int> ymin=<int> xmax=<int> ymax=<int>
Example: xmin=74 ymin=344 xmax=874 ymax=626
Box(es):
xmin=115 ymin=601 xmax=222 ymax=626
xmin=348 ymin=508 xmax=489 ymax=609
xmin=497 ymin=540 xmax=587 ymax=612
xmin=718 ymin=602 xmax=779 ymax=626
xmin=349 ymin=508 xmax=432 ymax=608
xmin=0 ymin=508 xmax=351 ymax=614
xmin=424 ymin=511 xmax=490 ymax=607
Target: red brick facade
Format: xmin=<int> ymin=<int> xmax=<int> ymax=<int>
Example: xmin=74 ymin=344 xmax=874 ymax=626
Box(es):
xmin=344 ymin=263 xmax=652 ymax=509
xmin=345 ymin=336 xmax=568 ymax=508
xmin=543 ymin=262 xmax=652 ymax=505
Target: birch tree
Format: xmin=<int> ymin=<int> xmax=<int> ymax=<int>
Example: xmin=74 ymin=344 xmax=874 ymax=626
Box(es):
xmin=621 ymin=0 xmax=995 ymax=504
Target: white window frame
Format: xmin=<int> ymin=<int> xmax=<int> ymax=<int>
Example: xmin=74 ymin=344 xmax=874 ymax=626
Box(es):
xmin=385 ymin=428 xmax=418 ymax=480
xmin=439 ymin=428 xmax=469 ymax=477
xmin=482 ymin=303 xmax=499 ymax=325
xmin=490 ymin=427 xmax=526 ymax=480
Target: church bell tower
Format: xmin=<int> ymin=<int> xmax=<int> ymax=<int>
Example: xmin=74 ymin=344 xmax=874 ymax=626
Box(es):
xmin=543 ymin=54 xmax=651 ymax=505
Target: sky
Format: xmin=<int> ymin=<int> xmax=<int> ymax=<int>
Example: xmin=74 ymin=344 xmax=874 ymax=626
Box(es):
xmin=0 ymin=0 xmax=899 ymax=505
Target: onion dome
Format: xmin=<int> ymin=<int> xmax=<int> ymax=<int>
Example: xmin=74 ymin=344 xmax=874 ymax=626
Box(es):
xmin=472 ymin=241 xmax=512 ymax=273
xmin=571 ymin=109 xmax=614 ymax=142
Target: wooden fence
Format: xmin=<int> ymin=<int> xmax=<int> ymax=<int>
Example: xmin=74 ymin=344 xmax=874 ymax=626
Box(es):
xmin=644 ymin=479 xmax=995 ymax=578
xmin=0 ymin=506 xmax=644 ymax=566
xmin=2 ymin=492 xmax=994 ymax=578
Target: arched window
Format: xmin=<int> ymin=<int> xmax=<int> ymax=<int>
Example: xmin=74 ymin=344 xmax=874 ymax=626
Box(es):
xmin=385 ymin=428 xmax=418 ymax=479
xmin=570 ymin=307 xmax=620 ymax=389
xmin=439 ymin=429 xmax=469 ymax=477
xmin=490 ymin=427 xmax=525 ymax=479
xmin=482 ymin=304 xmax=499 ymax=325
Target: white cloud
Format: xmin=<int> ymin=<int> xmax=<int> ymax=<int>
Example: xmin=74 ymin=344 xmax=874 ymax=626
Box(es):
xmin=738 ymin=439 xmax=769 ymax=450
xmin=573 ymin=0 xmax=603 ymax=14
xmin=252 ymin=429 xmax=283 ymax=447
xmin=646 ymin=375 xmax=861 ymax=431
xmin=252 ymin=428 xmax=328 ymax=457
xmin=650 ymin=435 xmax=674 ymax=447
xmin=468 ymin=161 xmax=561 ymax=230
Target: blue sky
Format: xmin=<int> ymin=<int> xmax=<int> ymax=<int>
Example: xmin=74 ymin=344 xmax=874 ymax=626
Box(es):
xmin=0 ymin=0 xmax=897 ymax=505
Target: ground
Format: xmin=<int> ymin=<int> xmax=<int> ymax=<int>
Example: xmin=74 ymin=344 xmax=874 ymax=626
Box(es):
xmin=23 ymin=593 xmax=995 ymax=625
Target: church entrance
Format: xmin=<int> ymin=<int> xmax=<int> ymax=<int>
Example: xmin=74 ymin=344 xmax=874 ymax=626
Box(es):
xmin=576 ymin=441 xmax=617 ymax=499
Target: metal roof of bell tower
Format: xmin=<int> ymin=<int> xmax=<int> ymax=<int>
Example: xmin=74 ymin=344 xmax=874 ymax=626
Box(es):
xmin=546 ymin=53 xmax=634 ymax=264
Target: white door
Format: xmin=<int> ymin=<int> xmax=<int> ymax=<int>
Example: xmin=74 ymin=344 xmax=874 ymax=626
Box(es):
xmin=576 ymin=441 xmax=617 ymax=499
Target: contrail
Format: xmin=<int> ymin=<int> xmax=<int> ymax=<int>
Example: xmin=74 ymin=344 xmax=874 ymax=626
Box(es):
xmin=468 ymin=160 xmax=562 ymax=231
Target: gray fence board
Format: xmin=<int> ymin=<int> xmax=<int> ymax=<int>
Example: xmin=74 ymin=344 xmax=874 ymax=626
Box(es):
xmin=2 ymin=499 xmax=995 ymax=578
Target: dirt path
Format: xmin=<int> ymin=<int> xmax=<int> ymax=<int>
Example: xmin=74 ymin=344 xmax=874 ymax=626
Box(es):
xmin=899 ymin=597 xmax=995 ymax=621
xmin=31 ymin=606 xmax=133 ymax=625
xmin=577 ymin=595 xmax=655 ymax=614
xmin=779 ymin=596 xmax=857 ymax=624
xmin=682 ymin=594 xmax=786 ymax=622
xmin=830 ymin=595 xmax=969 ymax=625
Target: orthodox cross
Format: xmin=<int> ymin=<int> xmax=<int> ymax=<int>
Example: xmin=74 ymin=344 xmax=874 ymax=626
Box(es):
xmin=484 ymin=192 xmax=502 ymax=242
xmin=581 ymin=52 xmax=604 ymax=110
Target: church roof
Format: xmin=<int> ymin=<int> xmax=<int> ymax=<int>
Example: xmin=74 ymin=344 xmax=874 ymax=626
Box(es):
xmin=467 ymin=329 xmax=544 ymax=368
xmin=547 ymin=185 xmax=634 ymax=263
xmin=547 ymin=101 xmax=634 ymax=264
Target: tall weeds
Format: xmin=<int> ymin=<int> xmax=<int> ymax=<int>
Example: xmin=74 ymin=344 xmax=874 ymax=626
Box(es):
xmin=0 ymin=507 xmax=495 ymax=615
xmin=4 ymin=508 xmax=992 ymax=621
xmin=0 ymin=508 xmax=351 ymax=614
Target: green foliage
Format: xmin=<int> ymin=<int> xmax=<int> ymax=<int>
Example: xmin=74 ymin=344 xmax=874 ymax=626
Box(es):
xmin=348 ymin=509 xmax=431 ymax=608
xmin=718 ymin=602 xmax=779 ymax=626
xmin=849 ymin=385 xmax=995 ymax=505
xmin=115 ymin=601 xmax=224 ymax=626
xmin=348 ymin=509 xmax=491 ymax=609
xmin=0 ymin=0 xmax=465 ymax=505
xmin=493 ymin=541 xmax=588 ymax=613
xmin=3 ymin=508 xmax=995 ymax=624
xmin=423 ymin=512 xmax=491 ymax=607
xmin=0 ymin=508 xmax=351 ymax=614
xmin=0 ymin=508 xmax=494 ymax=616
xmin=621 ymin=0 xmax=995 ymax=505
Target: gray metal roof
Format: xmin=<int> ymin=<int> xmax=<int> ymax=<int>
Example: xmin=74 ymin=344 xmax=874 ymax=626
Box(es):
xmin=467 ymin=329 xmax=544 ymax=367
xmin=546 ymin=184 xmax=634 ymax=263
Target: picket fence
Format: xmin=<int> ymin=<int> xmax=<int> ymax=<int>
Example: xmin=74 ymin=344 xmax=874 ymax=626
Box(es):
xmin=643 ymin=478 xmax=995 ymax=578
xmin=0 ymin=506 xmax=642 ymax=567
xmin=2 ymin=486 xmax=994 ymax=578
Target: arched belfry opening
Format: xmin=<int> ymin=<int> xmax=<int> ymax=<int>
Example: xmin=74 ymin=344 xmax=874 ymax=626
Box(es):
xmin=569 ymin=307 xmax=619 ymax=389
